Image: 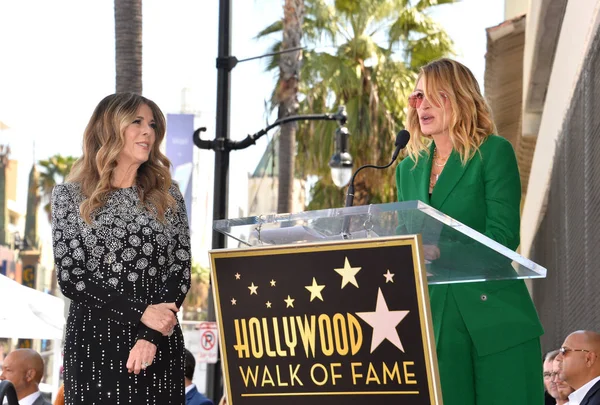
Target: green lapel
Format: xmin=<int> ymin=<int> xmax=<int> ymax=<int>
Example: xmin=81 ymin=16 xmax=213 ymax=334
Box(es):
xmin=430 ymin=145 xmax=472 ymax=209
xmin=412 ymin=146 xmax=432 ymax=205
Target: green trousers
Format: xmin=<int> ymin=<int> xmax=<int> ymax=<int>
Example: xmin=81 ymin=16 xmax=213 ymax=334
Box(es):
xmin=435 ymin=288 xmax=544 ymax=405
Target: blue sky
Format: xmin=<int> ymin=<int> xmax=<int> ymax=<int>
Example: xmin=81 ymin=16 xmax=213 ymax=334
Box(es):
xmin=0 ymin=0 xmax=505 ymax=228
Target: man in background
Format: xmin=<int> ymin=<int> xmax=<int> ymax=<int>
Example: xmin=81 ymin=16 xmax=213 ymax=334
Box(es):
xmin=556 ymin=330 xmax=600 ymax=405
xmin=544 ymin=349 xmax=573 ymax=405
xmin=0 ymin=349 xmax=51 ymax=405
xmin=184 ymin=349 xmax=213 ymax=405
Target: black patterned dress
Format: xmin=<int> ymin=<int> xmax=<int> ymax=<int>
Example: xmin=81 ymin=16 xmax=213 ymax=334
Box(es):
xmin=51 ymin=183 xmax=191 ymax=405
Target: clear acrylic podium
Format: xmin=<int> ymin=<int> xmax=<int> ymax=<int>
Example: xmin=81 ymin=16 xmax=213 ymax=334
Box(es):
xmin=213 ymin=201 xmax=546 ymax=285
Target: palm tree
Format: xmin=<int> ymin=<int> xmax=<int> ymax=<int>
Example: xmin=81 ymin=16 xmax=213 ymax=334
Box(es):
xmin=258 ymin=0 xmax=455 ymax=209
xmin=114 ymin=0 xmax=143 ymax=94
xmin=38 ymin=155 xmax=78 ymax=222
xmin=277 ymin=0 xmax=305 ymax=214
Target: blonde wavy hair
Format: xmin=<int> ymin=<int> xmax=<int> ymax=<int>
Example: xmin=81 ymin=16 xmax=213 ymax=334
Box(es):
xmin=67 ymin=93 xmax=175 ymax=224
xmin=405 ymin=58 xmax=496 ymax=165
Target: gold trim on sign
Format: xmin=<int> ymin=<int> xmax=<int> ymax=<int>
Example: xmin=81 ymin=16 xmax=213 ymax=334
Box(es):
xmin=209 ymin=235 xmax=441 ymax=405
xmin=242 ymin=391 xmax=420 ymax=397
xmin=412 ymin=234 xmax=444 ymax=404
xmin=209 ymin=254 xmax=233 ymax=405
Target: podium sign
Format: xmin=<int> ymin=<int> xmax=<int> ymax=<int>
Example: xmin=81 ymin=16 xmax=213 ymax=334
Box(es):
xmin=210 ymin=235 xmax=442 ymax=405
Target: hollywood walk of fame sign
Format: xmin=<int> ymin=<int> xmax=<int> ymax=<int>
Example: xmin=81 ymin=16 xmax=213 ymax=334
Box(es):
xmin=210 ymin=235 xmax=442 ymax=405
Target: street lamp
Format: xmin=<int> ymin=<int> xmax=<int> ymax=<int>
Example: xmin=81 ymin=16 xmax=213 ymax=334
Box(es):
xmin=194 ymin=106 xmax=353 ymax=187
xmin=193 ymin=106 xmax=353 ymax=402
xmin=328 ymin=125 xmax=353 ymax=187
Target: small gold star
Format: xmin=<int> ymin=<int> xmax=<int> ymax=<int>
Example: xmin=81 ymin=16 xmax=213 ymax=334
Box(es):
xmin=235 ymin=273 xmax=241 ymax=280
xmin=284 ymin=295 xmax=295 ymax=308
xmin=334 ymin=257 xmax=361 ymax=288
xmin=305 ymin=277 xmax=325 ymax=302
xmin=266 ymin=301 xmax=272 ymax=308
xmin=231 ymin=298 xmax=237 ymax=305
xmin=248 ymin=282 xmax=258 ymax=295
xmin=384 ymin=269 xmax=395 ymax=283
xmin=270 ymin=279 xmax=276 ymax=287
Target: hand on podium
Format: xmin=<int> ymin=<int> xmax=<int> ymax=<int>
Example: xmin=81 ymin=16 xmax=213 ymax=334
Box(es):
xmin=423 ymin=244 xmax=440 ymax=261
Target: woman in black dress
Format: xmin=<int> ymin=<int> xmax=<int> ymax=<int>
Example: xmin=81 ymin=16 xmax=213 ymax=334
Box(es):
xmin=51 ymin=93 xmax=191 ymax=404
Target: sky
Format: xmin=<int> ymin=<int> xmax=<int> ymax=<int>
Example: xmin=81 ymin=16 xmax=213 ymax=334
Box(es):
xmin=0 ymin=0 xmax=506 ymax=262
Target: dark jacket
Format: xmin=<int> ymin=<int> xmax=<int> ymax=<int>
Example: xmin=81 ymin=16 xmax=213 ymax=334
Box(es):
xmin=186 ymin=385 xmax=213 ymax=405
xmin=32 ymin=394 xmax=52 ymax=405
xmin=581 ymin=379 xmax=600 ymax=405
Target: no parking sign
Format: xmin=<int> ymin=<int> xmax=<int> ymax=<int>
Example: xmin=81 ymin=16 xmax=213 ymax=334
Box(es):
xmin=197 ymin=322 xmax=219 ymax=363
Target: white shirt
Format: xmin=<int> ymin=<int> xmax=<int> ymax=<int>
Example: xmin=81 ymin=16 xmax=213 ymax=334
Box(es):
xmin=18 ymin=391 xmax=41 ymax=405
xmin=568 ymin=376 xmax=600 ymax=405
xmin=185 ymin=383 xmax=196 ymax=395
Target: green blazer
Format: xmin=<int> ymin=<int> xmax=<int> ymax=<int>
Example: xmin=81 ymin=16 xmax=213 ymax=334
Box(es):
xmin=395 ymin=134 xmax=543 ymax=356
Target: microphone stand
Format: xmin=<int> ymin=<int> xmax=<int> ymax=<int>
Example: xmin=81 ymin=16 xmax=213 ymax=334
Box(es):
xmin=341 ymin=129 xmax=409 ymax=238
xmin=344 ymin=160 xmax=397 ymax=208
xmin=341 ymin=159 xmax=397 ymax=238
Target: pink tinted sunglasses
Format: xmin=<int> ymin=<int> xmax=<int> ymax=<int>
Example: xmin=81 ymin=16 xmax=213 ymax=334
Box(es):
xmin=408 ymin=91 xmax=448 ymax=108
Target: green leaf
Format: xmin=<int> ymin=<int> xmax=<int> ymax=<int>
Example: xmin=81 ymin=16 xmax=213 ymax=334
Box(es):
xmin=256 ymin=20 xmax=284 ymax=39
xmin=38 ymin=154 xmax=78 ymax=221
xmin=259 ymin=0 xmax=456 ymax=209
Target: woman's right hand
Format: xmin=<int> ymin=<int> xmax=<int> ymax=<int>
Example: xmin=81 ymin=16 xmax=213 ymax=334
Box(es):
xmin=140 ymin=303 xmax=178 ymax=335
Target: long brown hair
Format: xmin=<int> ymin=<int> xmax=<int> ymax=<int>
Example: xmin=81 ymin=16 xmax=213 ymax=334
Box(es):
xmin=53 ymin=384 xmax=65 ymax=405
xmin=67 ymin=93 xmax=175 ymax=223
xmin=405 ymin=58 xmax=496 ymax=165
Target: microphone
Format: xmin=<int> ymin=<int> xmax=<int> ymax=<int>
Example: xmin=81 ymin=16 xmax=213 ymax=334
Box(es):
xmin=344 ymin=129 xmax=410 ymax=208
xmin=391 ymin=129 xmax=411 ymax=162
xmin=342 ymin=129 xmax=410 ymax=236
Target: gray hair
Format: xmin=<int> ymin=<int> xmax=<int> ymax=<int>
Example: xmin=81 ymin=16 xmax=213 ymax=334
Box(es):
xmin=545 ymin=349 xmax=560 ymax=362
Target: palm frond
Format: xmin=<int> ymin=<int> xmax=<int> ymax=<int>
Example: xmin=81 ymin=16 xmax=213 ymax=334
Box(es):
xmin=407 ymin=30 xmax=455 ymax=69
xmin=259 ymin=0 xmax=457 ymax=208
xmin=256 ymin=20 xmax=283 ymax=39
xmin=263 ymin=40 xmax=283 ymax=72
xmin=415 ymin=0 xmax=457 ymax=12
xmin=37 ymin=154 xmax=77 ymax=221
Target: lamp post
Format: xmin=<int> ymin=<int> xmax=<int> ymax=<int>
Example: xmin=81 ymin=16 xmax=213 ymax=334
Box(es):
xmin=199 ymin=0 xmax=353 ymax=400
xmin=195 ymin=110 xmax=353 ymax=401
xmin=195 ymin=107 xmax=353 ymax=404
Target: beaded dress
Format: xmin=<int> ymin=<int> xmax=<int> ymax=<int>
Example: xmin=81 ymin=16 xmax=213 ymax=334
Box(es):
xmin=51 ymin=183 xmax=191 ymax=405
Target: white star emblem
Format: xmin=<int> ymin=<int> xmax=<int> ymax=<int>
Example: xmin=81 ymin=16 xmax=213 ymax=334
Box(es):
xmin=248 ymin=282 xmax=258 ymax=295
xmin=284 ymin=295 xmax=295 ymax=308
xmin=305 ymin=277 xmax=325 ymax=302
xmin=356 ymin=288 xmax=409 ymax=353
xmin=334 ymin=257 xmax=361 ymax=288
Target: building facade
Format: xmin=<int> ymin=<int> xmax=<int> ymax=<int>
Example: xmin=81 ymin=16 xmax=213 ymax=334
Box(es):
xmin=486 ymin=0 xmax=600 ymax=350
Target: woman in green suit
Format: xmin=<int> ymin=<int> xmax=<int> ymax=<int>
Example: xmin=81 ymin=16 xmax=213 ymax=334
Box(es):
xmin=396 ymin=58 xmax=544 ymax=404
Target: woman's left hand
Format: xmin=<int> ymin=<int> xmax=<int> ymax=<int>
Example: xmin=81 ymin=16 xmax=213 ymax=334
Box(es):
xmin=126 ymin=339 xmax=157 ymax=374
xmin=423 ymin=244 xmax=441 ymax=261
